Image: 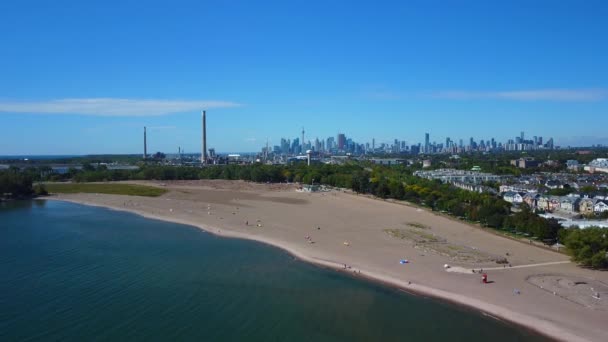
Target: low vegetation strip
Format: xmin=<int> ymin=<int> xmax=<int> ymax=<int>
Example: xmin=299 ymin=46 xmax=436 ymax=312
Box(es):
xmin=45 ymin=183 xmax=167 ymax=197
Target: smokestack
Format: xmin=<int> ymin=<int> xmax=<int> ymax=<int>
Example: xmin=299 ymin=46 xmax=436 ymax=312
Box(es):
xmin=202 ymin=111 xmax=207 ymax=164
xmin=143 ymin=126 xmax=147 ymax=159
xmin=302 ymin=127 xmax=305 ymax=153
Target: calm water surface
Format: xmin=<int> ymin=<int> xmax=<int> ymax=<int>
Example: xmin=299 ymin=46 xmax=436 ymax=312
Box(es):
xmin=0 ymin=200 xmax=547 ymax=341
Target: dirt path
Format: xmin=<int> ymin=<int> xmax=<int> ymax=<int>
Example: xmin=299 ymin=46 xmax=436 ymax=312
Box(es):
xmin=447 ymin=261 xmax=572 ymax=274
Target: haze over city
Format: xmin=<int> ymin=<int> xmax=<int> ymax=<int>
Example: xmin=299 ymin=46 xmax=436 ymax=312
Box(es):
xmin=1 ymin=1 xmax=607 ymax=155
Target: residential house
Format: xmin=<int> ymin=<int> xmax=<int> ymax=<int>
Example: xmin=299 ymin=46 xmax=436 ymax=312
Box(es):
xmin=499 ymin=184 xmax=538 ymax=193
xmin=511 ymin=158 xmax=540 ymax=169
xmin=595 ymin=201 xmax=608 ymax=214
xmin=537 ymin=195 xmax=550 ymax=211
xmin=537 ymin=195 xmax=560 ymax=212
xmin=566 ymin=160 xmax=582 ymax=171
xmin=503 ymin=192 xmax=524 ymax=204
xmin=579 ymin=198 xmax=598 ymax=216
xmin=545 ymin=179 xmax=562 ymax=189
xmin=523 ymin=193 xmax=540 ymax=209
xmin=559 ymin=197 xmax=580 ymax=213
xmin=549 ymin=196 xmax=561 ymax=211
xmin=565 ymin=182 xmax=580 ymax=190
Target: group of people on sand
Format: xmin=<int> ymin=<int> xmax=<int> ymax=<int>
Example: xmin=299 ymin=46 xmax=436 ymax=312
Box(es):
xmin=342 ymin=264 xmax=361 ymax=274
xmin=245 ymin=219 xmax=263 ymax=227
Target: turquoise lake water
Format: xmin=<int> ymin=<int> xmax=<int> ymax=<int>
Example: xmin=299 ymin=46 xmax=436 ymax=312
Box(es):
xmin=0 ymin=200 xmax=547 ymax=341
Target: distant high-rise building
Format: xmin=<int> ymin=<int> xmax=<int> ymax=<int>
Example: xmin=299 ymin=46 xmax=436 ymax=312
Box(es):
xmin=346 ymin=138 xmax=353 ymax=152
xmin=326 ymin=137 xmax=335 ymax=151
xmin=424 ymin=133 xmax=430 ymax=153
xmin=521 ymin=131 xmax=525 ymax=141
xmin=337 ymin=133 xmax=346 ymax=150
xmin=411 ymin=144 xmax=420 ymax=155
xmin=291 ymin=138 xmax=300 ymax=153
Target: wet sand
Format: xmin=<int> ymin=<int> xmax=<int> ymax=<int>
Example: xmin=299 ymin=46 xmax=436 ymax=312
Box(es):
xmin=49 ymin=180 xmax=608 ymax=342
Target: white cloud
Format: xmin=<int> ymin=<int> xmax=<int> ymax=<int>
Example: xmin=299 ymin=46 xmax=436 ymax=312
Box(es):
xmin=0 ymin=98 xmax=241 ymax=116
xmin=430 ymin=89 xmax=608 ymax=101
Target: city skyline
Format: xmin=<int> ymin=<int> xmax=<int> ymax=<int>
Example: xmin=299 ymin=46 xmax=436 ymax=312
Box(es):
xmin=1 ymin=1 xmax=608 ymax=154
xmin=264 ymin=129 xmax=558 ymax=157
xmin=1 ymin=115 xmax=607 ymax=156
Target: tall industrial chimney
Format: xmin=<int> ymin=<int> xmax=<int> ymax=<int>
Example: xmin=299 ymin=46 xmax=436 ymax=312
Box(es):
xmin=143 ymin=126 xmax=147 ymax=159
xmin=301 ymin=127 xmax=305 ymax=153
xmin=202 ymin=111 xmax=207 ymax=164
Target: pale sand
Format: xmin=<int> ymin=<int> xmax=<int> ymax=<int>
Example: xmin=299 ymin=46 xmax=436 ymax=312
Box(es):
xmin=47 ymin=180 xmax=608 ymax=342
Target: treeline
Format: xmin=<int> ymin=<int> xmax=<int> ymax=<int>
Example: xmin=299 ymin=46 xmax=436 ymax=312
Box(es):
xmin=560 ymin=227 xmax=608 ymax=269
xmin=53 ymin=164 xmax=360 ymax=189
xmin=0 ymin=154 xmax=142 ymax=165
xmin=0 ymin=171 xmax=46 ymax=198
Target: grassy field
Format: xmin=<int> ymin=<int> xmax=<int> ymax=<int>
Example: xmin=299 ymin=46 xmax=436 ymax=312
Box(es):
xmin=45 ymin=183 xmax=168 ymax=197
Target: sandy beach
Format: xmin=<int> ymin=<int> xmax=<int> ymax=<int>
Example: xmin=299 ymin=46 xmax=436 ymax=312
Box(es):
xmin=49 ymin=180 xmax=608 ymax=342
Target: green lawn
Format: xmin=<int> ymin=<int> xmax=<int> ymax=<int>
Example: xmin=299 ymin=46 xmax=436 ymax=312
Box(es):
xmin=45 ymin=183 xmax=168 ymax=197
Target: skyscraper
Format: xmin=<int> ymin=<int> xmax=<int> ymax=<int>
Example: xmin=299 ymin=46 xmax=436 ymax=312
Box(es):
xmin=424 ymin=133 xmax=430 ymax=153
xmin=337 ymin=133 xmax=346 ymax=150
xmin=326 ymin=137 xmax=334 ymax=151
xmin=301 ymin=127 xmax=305 ymax=153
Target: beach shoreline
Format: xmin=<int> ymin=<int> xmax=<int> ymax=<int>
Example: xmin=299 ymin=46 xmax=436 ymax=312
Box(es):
xmin=43 ymin=193 xmax=595 ymax=342
xmin=35 ymin=179 xmax=608 ymax=342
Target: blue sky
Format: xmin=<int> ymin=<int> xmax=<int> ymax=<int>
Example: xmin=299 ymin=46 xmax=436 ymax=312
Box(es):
xmin=1 ymin=0 xmax=607 ymax=154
